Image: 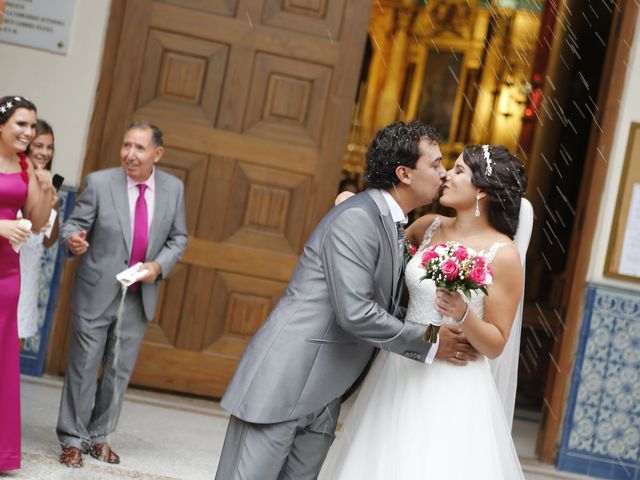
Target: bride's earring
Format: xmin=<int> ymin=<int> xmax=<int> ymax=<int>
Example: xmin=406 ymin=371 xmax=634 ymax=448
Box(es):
xmin=475 ymin=194 xmax=481 ymax=217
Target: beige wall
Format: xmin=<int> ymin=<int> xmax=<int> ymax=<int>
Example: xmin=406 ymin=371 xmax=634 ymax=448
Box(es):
xmin=0 ymin=0 xmax=111 ymax=187
xmin=587 ymin=12 xmax=640 ymax=292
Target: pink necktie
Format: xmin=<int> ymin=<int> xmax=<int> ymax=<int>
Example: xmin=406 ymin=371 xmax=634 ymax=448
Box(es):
xmin=129 ymin=184 xmax=148 ymax=290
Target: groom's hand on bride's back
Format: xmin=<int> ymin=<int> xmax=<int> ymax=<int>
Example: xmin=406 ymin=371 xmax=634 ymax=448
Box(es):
xmin=436 ymin=325 xmax=478 ymax=366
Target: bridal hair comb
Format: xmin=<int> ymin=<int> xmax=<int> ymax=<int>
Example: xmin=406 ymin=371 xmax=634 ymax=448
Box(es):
xmin=482 ymin=145 xmax=493 ymax=177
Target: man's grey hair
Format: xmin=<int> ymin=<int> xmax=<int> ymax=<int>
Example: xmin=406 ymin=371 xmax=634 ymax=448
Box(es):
xmin=125 ymin=120 xmax=164 ymax=147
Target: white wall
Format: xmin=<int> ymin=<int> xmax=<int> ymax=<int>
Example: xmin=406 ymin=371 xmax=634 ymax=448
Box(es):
xmin=587 ymin=12 xmax=640 ymax=291
xmin=0 ymin=0 xmax=111 ymax=187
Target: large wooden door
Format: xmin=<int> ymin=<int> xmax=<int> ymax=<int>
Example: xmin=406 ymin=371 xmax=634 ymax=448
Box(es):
xmin=77 ymin=0 xmax=369 ymax=398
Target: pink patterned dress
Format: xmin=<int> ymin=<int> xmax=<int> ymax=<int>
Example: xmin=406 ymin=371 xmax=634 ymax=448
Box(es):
xmin=0 ymin=153 xmax=28 ymax=471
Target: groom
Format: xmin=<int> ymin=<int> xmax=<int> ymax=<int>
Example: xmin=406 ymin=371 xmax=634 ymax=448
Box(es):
xmin=215 ymin=121 xmax=475 ymax=479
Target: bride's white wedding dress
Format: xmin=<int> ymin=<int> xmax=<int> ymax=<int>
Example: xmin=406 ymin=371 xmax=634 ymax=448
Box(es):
xmin=320 ymin=218 xmax=525 ymax=480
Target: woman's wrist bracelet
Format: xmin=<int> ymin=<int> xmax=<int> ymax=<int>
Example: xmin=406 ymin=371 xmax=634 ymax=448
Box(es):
xmin=457 ymin=304 xmax=469 ymax=324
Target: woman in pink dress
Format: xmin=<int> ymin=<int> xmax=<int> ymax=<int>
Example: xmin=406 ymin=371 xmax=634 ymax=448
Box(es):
xmin=0 ymin=96 xmax=53 ymax=472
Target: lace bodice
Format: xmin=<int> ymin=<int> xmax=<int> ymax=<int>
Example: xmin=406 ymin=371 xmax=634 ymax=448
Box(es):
xmin=404 ymin=217 xmax=505 ymax=326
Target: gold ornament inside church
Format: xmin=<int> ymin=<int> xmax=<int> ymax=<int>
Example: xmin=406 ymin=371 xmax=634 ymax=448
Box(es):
xmin=343 ymin=0 xmax=544 ymax=176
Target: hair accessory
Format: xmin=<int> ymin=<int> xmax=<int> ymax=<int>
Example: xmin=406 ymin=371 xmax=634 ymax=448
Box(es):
xmin=0 ymin=97 xmax=23 ymax=116
xmin=482 ymin=145 xmax=493 ymax=176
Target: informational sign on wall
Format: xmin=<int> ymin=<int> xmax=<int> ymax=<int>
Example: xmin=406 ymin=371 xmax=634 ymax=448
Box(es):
xmin=605 ymin=122 xmax=640 ymax=283
xmin=619 ymin=184 xmax=640 ymax=277
xmin=0 ymin=0 xmax=75 ymax=55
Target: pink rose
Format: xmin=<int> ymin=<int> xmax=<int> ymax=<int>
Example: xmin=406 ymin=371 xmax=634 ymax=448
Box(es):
xmin=409 ymin=244 xmax=418 ymax=256
xmin=422 ymin=250 xmax=438 ymax=264
xmin=474 ymin=256 xmax=486 ymax=269
xmin=453 ymin=246 xmax=468 ymax=261
xmin=441 ymin=259 xmax=459 ymax=281
xmin=469 ymin=267 xmax=487 ymax=285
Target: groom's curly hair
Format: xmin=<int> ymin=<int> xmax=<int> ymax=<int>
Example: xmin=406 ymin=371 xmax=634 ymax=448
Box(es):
xmin=364 ymin=121 xmax=441 ymax=189
xmin=463 ymin=145 xmax=528 ymax=239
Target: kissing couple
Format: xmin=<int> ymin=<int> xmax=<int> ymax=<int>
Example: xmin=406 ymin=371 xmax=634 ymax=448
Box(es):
xmin=215 ymin=120 xmax=533 ymax=479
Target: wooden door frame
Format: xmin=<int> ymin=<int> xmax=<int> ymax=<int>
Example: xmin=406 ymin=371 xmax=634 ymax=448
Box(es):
xmin=536 ymin=0 xmax=639 ymax=462
xmin=46 ymin=0 xmax=128 ymax=374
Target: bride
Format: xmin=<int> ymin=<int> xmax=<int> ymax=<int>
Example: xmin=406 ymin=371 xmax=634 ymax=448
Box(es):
xmin=320 ymin=144 xmax=533 ymax=480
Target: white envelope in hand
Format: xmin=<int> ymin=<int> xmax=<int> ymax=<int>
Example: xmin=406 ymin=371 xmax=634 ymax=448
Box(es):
xmin=11 ymin=219 xmax=32 ymax=253
xmin=116 ymin=262 xmax=149 ymax=287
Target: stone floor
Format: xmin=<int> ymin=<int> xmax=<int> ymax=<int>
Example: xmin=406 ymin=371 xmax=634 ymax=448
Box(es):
xmin=0 ymin=375 xmax=598 ymax=480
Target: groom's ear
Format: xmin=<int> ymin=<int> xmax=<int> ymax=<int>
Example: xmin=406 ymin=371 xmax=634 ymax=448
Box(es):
xmin=395 ymin=165 xmax=411 ymax=185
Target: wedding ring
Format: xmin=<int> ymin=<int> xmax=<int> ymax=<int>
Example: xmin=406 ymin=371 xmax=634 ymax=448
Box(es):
xmin=455 ymin=351 xmax=462 ymax=360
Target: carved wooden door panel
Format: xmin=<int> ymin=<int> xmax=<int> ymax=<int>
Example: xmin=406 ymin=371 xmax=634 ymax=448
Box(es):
xmin=92 ymin=0 xmax=369 ymax=397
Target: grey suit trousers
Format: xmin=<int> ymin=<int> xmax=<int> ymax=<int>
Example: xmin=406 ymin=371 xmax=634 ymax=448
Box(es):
xmin=214 ymin=397 xmax=341 ymax=480
xmin=56 ymin=289 xmax=147 ymax=449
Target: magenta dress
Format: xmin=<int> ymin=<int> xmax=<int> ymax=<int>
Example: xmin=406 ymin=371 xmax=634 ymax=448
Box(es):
xmin=0 ymin=159 xmax=28 ymax=471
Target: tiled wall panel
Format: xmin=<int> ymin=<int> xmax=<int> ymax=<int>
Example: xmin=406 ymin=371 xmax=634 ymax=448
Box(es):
xmin=558 ymin=284 xmax=640 ymax=480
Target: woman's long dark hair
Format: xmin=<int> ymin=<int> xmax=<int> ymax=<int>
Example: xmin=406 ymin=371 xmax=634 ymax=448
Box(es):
xmin=0 ymin=95 xmax=37 ymax=126
xmin=462 ymin=145 xmax=527 ymax=239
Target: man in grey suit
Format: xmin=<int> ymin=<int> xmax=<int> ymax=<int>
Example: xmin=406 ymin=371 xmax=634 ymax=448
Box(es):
xmin=56 ymin=121 xmax=188 ymax=468
xmin=215 ymin=121 xmax=477 ymax=479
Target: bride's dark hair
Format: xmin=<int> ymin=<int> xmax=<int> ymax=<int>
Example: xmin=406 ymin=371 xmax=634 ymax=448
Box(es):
xmin=462 ymin=145 xmax=527 ymax=239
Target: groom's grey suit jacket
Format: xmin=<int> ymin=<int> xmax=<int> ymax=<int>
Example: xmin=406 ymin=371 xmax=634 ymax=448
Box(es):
xmin=221 ymin=189 xmax=432 ymax=424
xmin=61 ymin=167 xmax=187 ymax=321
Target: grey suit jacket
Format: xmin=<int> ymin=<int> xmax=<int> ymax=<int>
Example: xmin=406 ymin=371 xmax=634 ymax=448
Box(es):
xmin=221 ymin=189 xmax=432 ymax=424
xmin=61 ymin=167 xmax=188 ymax=320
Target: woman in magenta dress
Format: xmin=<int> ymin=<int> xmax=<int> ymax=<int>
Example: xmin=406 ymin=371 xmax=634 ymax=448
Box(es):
xmin=0 ymin=96 xmax=53 ymax=472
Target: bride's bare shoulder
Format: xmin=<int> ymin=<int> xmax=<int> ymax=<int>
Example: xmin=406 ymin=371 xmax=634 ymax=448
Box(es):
xmin=495 ymin=240 xmax=521 ymax=260
xmin=406 ymin=214 xmax=453 ymax=245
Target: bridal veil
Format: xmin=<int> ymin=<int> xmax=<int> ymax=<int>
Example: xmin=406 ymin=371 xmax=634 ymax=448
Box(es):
xmin=489 ymin=197 xmax=534 ymax=429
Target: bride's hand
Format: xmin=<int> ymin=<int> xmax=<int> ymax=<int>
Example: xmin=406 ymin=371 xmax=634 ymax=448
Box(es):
xmin=435 ymin=288 xmax=467 ymax=321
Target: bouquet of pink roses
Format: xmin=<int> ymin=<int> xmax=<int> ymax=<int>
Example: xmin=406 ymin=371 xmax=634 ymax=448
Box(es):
xmin=419 ymin=241 xmax=493 ymax=342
